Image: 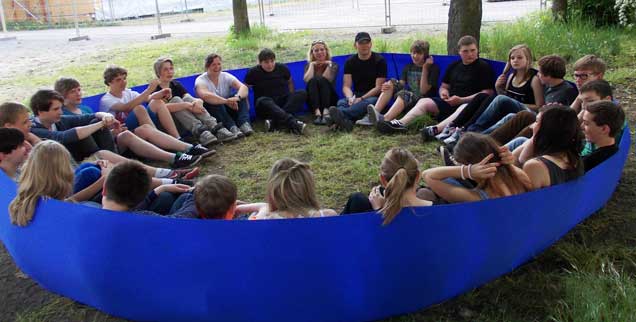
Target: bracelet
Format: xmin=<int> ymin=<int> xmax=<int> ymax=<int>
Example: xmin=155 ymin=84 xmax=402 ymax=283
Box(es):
xmin=460 ymin=165 xmax=466 ymax=180
xmin=467 ymin=164 xmax=473 ymax=180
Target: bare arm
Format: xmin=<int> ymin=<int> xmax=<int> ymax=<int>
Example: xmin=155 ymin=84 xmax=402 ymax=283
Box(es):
xmin=526 ymin=77 xmax=545 ymax=111
xmin=231 ymin=79 xmax=249 ymax=99
xmin=342 ymin=74 xmax=354 ymax=99
xmin=360 ymin=77 xmax=385 ymax=100
xmin=68 ymin=176 xmax=105 ymax=203
xmin=288 ymin=78 xmax=295 ymax=93
xmin=109 ymin=81 xmax=160 ymax=113
xmin=196 ymin=85 xmax=230 ymax=105
xmin=303 ymin=62 xmax=315 ymax=83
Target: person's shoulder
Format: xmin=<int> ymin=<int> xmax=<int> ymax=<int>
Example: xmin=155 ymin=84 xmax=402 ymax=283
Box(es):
xmin=372 ymin=52 xmax=386 ymax=62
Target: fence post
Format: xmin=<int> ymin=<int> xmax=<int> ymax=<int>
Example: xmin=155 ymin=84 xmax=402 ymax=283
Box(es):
xmin=69 ymin=0 xmax=89 ymax=41
xmin=381 ymin=0 xmax=395 ymax=33
xmin=151 ymin=0 xmax=170 ymax=39
xmin=0 ymin=0 xmax=16 ymax=41
xmin=258 ymin=0 xmax=265 ymax=25
xmin=181 ymin=0 xmax=193 ymax=22
xmin=108 ymin=0 xmax=115 ymax=22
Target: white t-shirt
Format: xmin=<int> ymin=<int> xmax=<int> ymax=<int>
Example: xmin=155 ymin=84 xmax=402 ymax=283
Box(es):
xmin=99 ymin=89 xmax=140 ymax=122
xmin=194 ymin=72 xmax=238 ymax=99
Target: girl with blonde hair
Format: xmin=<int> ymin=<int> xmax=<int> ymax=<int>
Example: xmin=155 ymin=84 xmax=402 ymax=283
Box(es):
xmin=303 ymin=40 xmax=339 ymax=125
xmin=239 ymin=158 xmax=336 ymax=219
xmin=9 ymin=141 xmax=107 ymax=226
xmin=342 ymin=148 xmax=432 ymax=225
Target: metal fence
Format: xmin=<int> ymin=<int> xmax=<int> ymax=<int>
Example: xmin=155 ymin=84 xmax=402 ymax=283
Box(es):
xmin=0 ymin=0 xmax=548 ymax=39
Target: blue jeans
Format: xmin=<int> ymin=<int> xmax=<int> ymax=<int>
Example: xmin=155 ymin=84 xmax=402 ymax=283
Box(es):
xmin=467 ymin=95 xmax=528 ymax=133
xmin=481 ymin=113 xmax=517 ymax=135
xmin=204 ymin=99 xmax=250 ymax=129
xmin=336 ymin=96 xmax=378 ymax=121
xmin=506 ymin=136 xmax=529 ymax=152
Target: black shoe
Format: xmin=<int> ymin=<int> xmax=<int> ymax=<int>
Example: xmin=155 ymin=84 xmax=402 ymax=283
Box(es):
xmin=291 ymin=121 xmax=307 ymax=135
xmin=187 ymin=144 xmax=216 ymax=159
xmin=329 ymin=106 xmax=353 ymax=132
xmin=421 ymin=125 xmax=440 ymax=142
xmin=313 ymin=115 xmax=323 ymax=125
xmin=172 ymin=153 xmax=202 ymax=169
xmin=438 ymin=145 xmax=456 ymax=166
xmin=377 ymin=120 xmax=408 ymax=134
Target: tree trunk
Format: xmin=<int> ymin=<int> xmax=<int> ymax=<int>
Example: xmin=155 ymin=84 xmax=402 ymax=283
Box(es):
xmin=552 ymin=0 xmax=567 ymax=22
xmin=447 ymin=0 xmax=482 ymax=55
xmin=232 ymin=0 xmax=250 ymax=35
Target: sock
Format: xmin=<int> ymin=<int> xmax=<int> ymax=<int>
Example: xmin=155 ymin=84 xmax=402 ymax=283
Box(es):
xmin=154 ymin=168 xmax=173 ymax=178
xmin=160 ymin=178 xmax=173 ymax=185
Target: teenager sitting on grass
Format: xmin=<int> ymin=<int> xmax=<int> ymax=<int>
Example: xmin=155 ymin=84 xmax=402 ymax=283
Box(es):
xmin=366 ymin=39 xmax=440 ymax=126
xmin=165 ymin=174 xmax=239 ymax=219
xmin=237 ymin=158 xmax=337 ymax=219
xmin=464 ymin=54 xmax=578 ymax=134
xmin=54 ymin=77 xmax=94 ymax=115
xmin=341 ymin=148 xmax=432 ymax=224
xmin=303 ymin=40 xmax=339 ymax=125
xmin=426 ymin=44 xmax=544 ymax=145
xmin=329 ymin=32 xmax=387 ymax=132
xmin=244 ymin=48 xmax=307 ymax=135
xmin=2 ymin=101 xmax=200 ymax=188
xmin=154 ymin=57 xmax=231 ymax=145
xmin=0 ymin=128 xmax=32 ymax=180
xmin=99 ymin=65 xmax=182 ymax=139
xmin=27 ymin=91 xmax=210 ymax=168
xmin=423 ymin=133 xmax=532 ymax=203
xmin=9 ymin=141 xmax=110 ymax=226
xmin=377 ymin=35 xmax=495 ymax=134
xmin=581 ymin=101 xmax=625 ymax=172
xmin=194 ymin=53 xmax=251 ymax=139
xmin=571 ymin=55 xmax=607 ymax=114
xmin=491 ymin=79 xmax=615 ymax=152
xmin=101 ymin=161 xmax=194 ymax=216
xmin=513 ymin=105 xmax=584 ymax=189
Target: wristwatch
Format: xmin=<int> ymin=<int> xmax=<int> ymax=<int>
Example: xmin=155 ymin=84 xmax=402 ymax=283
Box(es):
xmin=235 ymin=94 xmax=242 ymax=100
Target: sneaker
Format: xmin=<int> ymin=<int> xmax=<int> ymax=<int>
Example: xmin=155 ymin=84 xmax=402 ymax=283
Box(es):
xmin=434 ymin=126 xmax=455 ymax=141
xmin=188 ymin=144 xmax=216 ymax=159
xmin=443 ymin=128 xmax=462 ymax=145
xmin=377 ymin=119 xmax=408 ymax=134
xmin=421 ymin=125 xmax=440 ymax=142
xmin=239 ymin=123 xmax=254 ymax=136
xmin=329 ymin=106 xmax=353 ymax=132
xmin=323 ymin=114 xmax=333 ymax=126
xmin=291 ymin=120 xmax=306 ymax=135
xmin=172 ymin=153 xmax=202 ymax=169
xmin=264 ymin=119 xmax=273 ymax=132
xmin=355 ymin=115 xmax=373 ymax=126
xmin=313 ymin=115 xmax=323 ymax=125
xmin=198 ymin=130 xmax=218 ymax=146
xmin=167 ymin=167 xmax=200 ymax=180
xmin=366 ymin=104 xmax=381 ymax=126
xmin=230 ymin=126 xmax=245 ymax=139
xmin=216 ymin=127 xmax=238 ymax=142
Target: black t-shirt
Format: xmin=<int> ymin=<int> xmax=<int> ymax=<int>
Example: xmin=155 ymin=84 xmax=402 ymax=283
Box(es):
xmin=583 ymin=145 xmax=618 ymax=172
xmin=343 ymin=52 xmax=388 ymax=96
xmin=244 ymin=63 xmax=291 ymax=100
xmin=442 ymin=58 xmax=495 ymax=97
xmin=154 ymin=80 xmax=189 ymax=98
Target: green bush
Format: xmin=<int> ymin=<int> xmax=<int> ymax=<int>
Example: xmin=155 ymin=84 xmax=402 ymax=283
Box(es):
xmin=568 ymin=0 xmax=619 ymax=26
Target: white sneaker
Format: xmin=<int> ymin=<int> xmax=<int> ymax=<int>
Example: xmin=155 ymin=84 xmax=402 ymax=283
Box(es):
xmin=355 ymin=115 xmax=373 ymax=126
xmin=366 ymin=104 xmax=381 ymax=125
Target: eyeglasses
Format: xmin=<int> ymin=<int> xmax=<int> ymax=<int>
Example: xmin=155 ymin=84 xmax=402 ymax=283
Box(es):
xmin=573 ymin=72 xmax=596 ymax=80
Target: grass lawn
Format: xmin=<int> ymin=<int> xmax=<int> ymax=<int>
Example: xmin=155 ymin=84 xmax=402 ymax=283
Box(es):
xmin=7 ymin=12 xmax=636 ymax=322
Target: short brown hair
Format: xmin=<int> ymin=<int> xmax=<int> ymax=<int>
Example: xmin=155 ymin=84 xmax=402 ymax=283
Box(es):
xmin=584 ymin=101 xmax=625 ymax=138
xmin=194 ymin=174 xmax=237 ymax=219
xmin=29 ymin=90 xmax=64 ymax=115
xmin=579 ymin=79 xmax=613 ymax=99
xmin=538 ymin=55 xmax=567 ymax=79
xmin=153 ymin=57 xmax=173 ymax=78
xmin=573 ymin=54 xmax=607 ymax=75
xmin=54 ymin=77 xmax=80 ymax=97
xmin=104 ymin=161 xmax=151 ymax=209
xmin=0 ymin=102 xmax=30 ymax=126
xmin=410 ymin=40 xmax=430 ymax=56
xmin=457 ymin=35 xmax=478 ymax=48
xmin=204 ymin=53 xmax=221 ymax=70
xmin=103 ymin=65 xmax=128 ymax=86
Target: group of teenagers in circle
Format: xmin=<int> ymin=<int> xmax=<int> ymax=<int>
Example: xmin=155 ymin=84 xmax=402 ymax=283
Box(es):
xmin=0 ymin=31 xmax=627 ymax=226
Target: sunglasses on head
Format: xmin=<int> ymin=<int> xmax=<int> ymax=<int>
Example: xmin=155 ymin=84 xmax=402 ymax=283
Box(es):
xmin=311 ymin=40 xmax=325 ymax=46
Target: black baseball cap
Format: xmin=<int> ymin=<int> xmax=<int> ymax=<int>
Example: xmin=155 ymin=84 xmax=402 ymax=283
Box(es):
xmin=355 ymin=32 xmax=371 ymax=43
